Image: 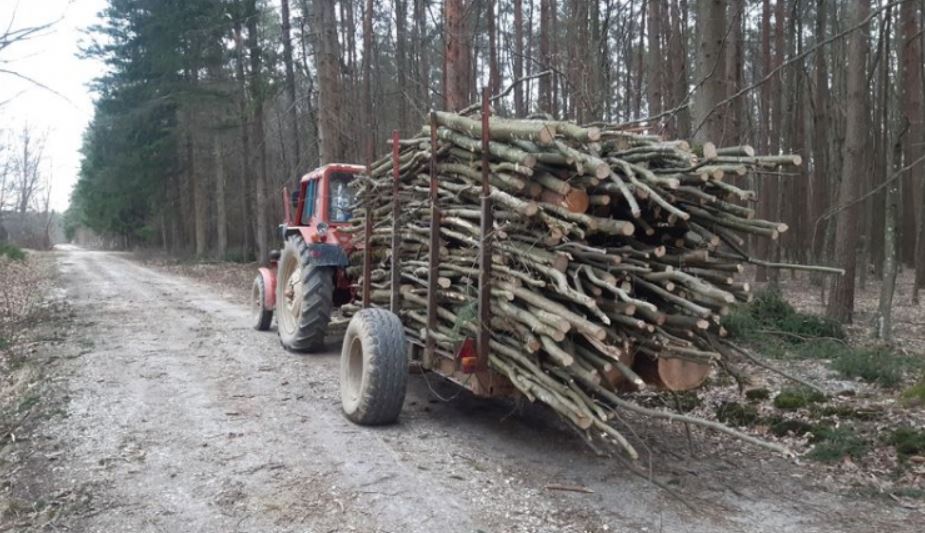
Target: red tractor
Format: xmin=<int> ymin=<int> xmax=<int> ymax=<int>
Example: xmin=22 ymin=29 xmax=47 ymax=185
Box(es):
xmin=252 ymin=164 xmax=409 ymax=425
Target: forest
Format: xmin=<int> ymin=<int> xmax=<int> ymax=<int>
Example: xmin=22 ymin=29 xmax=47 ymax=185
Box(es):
xmin=61 ymin=0 xmax=925 ymax=326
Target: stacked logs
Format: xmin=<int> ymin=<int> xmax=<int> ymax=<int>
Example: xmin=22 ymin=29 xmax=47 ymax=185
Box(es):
xmin=343 ymin=110 xmax=827 ymax=458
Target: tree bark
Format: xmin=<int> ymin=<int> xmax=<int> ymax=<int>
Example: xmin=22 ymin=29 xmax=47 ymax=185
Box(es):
xmin=810 ymin=0 xmax=829 ymax=265
xmin=875 ymin=118 xmax=904 ymax=340
xmin=214 ymin=134 xmax=227 ymax=258
xmin=363 ymin=0 xmax=374 ymax=163
xmin=280 ymin=0 xmax=302 ymax=176
xmin=693 ymin=0 xmax=726 ymax=144
xmin=395 ymin=0 xmax=409 ymax=132
xmin=513 ymin=0 xmax=525 ymax=115
xmin=539 ymin=0 xmax=552 ymax=113
xmin=901 ymin=0 xmax=923 ymax=267
xmin=646 ymin=0 xmax=663 ymax=119
xmin=316 ymin=0 xmax=346 ymax=162
xmin=487 ymin=0 xmax=500 ymax=97
xmin=444 ymin=0 xmax=471 ymax=111
xmin=826 ymin=0 xmax=870 ymax=323
xmin=246 ymin=0 xmax=269 ymax=263
xmin=233 ymin=6 xmax=253 ymax=258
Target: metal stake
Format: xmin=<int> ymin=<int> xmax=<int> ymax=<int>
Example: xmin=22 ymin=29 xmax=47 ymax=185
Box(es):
xmin=425 ymin=112 xmax=440 ymax=369
xmin=390 ymin=129 xmax=401 ymax=313
xmin=478 ymin=87 xmax=492 ymax=371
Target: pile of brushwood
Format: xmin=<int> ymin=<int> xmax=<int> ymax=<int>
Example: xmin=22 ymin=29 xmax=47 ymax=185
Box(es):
xmin=344 ymin=110 xmax=835 ymax=459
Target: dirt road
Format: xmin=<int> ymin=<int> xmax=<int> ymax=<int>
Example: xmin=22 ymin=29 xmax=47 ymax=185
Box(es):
xmin=25 ymin=248 xmax=922 ymax=531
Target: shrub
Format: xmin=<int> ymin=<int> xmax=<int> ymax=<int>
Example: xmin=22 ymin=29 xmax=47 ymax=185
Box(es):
xmin=722 ymin=289 xmax=845 ymax=360
xmin=831 ymin=347 xmax=911 ymax=388
xmin=900 ymin=380 xmax=925 ymax=407
xmin=807 ymin=425 xmax=868 ymax=462
xmin=886 ymin=427 xmax=925 ymax=460
xmin=773 ymin=387 xmax=827 ymax=410
xmin=0 ymin=243 xmax=26 ymax=261
xmin=715 ymin=401 xmax=759 ymax=426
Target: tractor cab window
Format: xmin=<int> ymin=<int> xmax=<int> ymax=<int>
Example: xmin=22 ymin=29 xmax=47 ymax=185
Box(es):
xmin=328 ymin=173 xmax=354 ymax=223
xmin=302 ymin=179 xmax=318 ymax=222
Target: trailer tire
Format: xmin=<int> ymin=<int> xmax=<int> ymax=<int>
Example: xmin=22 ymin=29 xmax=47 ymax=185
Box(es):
xmin=277 ymin=235 xmax=334 ymax=352
xmin=252 ymin=274 xmax=273 ymax=331
xmin=340 ymin=309 xmax=408 ymax=425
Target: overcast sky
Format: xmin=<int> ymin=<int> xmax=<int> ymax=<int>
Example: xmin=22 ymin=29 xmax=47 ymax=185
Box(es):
xmin=1 ymin=0 xmax=108 ymax=212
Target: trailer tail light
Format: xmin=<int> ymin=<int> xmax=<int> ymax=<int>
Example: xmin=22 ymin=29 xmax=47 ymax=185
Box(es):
xmin=456 ymin=337 xmax=478 ymax=374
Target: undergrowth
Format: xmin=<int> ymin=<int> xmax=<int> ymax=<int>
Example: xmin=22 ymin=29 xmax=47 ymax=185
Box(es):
xmin=807 ymin=425 xmax=868 ymax=462
xmin=724 ymin=290 xmax=919 ymax=387
xmin=0 ymin=243 xmax=26 ymax=261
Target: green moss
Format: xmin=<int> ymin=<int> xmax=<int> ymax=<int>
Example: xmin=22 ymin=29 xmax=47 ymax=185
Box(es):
xmin=745 ymin=388 xmax=770 ymax=401
xmin=773 ymin=387 xmax=827 ymax=410
xmin=716 ymin=402 xmax=759 ymax=427
xmin=886 ymin=427 xmax=925 ymax=460
xmin=807 ymin=425 xmax=868 ymax=462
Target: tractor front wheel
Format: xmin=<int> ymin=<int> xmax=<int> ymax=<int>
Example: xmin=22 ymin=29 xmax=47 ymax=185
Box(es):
xmin=276 ymin=235 xmax=334 ymax=352
xmin=252 ymin=274 xmax=273 ymax=331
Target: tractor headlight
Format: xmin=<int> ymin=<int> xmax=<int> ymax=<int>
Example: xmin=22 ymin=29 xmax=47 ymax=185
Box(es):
xmin=316 ymin=222 xmax=329 ymax=238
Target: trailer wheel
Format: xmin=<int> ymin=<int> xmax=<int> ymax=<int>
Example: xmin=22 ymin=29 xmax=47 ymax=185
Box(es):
xmin=276 ymin=235 xmax=333 ymax=352
xmin=252 ymin=274 xmax=273 ymax=331
xmin=340 ymin=309 xmax=408 ymax=425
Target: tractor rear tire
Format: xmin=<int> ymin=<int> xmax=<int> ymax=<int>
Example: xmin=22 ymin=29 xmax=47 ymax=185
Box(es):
xmin=252 ymin=274 xmax=273 ymax=331
xmin=276 ymin=235 xmax=334 ymax=352
xmin=340 ymin=309 xmax=408 ymax=425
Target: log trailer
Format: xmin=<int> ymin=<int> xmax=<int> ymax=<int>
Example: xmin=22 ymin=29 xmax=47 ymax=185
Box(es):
xmin=252 ymin=95 xmax=512 ymax=425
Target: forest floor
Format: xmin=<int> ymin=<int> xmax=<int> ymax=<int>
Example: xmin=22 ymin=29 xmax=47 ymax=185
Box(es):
xmin=1 ymin=247 xmax=923 ymax=532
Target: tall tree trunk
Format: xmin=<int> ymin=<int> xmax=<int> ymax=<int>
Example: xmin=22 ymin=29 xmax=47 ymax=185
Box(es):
xmin=363 ymin=0 xmax=375 ymax=162
xmin=539 ymin=0 xmax=552 ymax=113
xmin=233 ymin=9 xmax=254 ymax=259
xmin=487 ymin=0 xmax=500 ymax=96
xmin=280 ymin=0 xmax=302 ymax=176
xmin=444 ymin=0 xmax=471 ymax=111
xmin=316 ymin=0 xmax=346 ymax=162
xmin=246 ymin=0 xmax=269 ymax=263
xmin=756 ymin=0 xmax=773 ymax=283
xmin=693 ymin=0 xmax=726 ymax=144
xmin=826 ymin=0 xmax=870 ymax=323
xmin=513 ymin=0 xmax=525 ymax=115
xmin=395 ymin=0 xmax=409 ymax=132
xmin=724 ymin=0 xmax=744 ymax=145
xmin=875 ymin=130 xmax=904 ymax=340
xmin=903 ymin=2 xmax=925 ymax=298
xmin=646 ymin=0 xmax=663 ymax=120
xmin=667 ymin=0 xmax=691 ymax=137
xmin=810 ymin=0 xmax=829 ymax=265
xmin=413 ymin=0 xmax=429 ymax=108
xmin=900 ymin=0 xmax=923 ymax=267
xmin=214 ymin=134 xmax=227 ymax=258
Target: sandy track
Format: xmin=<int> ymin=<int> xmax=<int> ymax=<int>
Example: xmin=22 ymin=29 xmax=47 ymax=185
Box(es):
xmin=37 ymin=247 xmax=921 ymax=532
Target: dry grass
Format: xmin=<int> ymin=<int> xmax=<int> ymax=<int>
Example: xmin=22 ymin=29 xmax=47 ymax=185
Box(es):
xmin=0 ymin=253 xmax=55 ymax=355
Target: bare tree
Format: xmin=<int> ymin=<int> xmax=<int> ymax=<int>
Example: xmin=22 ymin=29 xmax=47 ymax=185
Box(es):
xmin=827 ymin=0 xmax=870 ymax=322
xmin=12 ymin=125 xmax=46 ymax=215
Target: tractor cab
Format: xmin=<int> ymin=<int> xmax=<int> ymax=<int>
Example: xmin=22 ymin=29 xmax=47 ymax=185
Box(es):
xmin=287 ymin=163 xmax=363 ymax=250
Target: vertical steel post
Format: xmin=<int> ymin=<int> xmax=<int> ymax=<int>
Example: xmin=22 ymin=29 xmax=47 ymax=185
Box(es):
xmin=390 ymin=130 xmax=401 ymax=313
xmin=361 ymin=164 xmax=372 ymax=308
xmin=477 ymin=88 xmax=492 ymax=370
xmin=425 ymin=112 xmax=440 ymax=369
